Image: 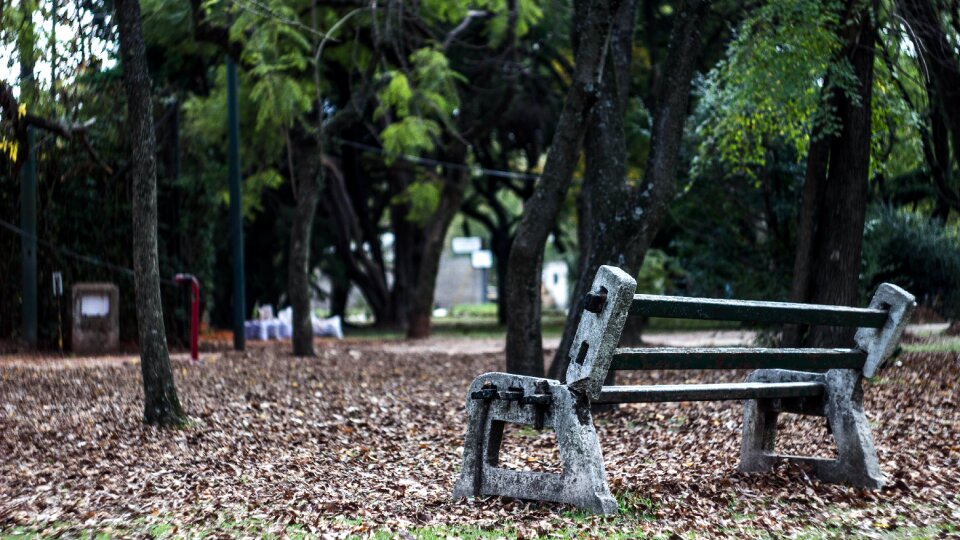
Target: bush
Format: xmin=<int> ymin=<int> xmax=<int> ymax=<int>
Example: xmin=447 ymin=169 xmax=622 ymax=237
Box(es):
xmin=861 ymin=206 xmax=960 ymax=319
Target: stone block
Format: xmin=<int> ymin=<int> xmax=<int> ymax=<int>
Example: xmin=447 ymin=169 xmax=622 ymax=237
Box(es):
xmin=855 ymin=283 xmax=916 ymax=378
xmin=453 ymin=372 xmax=618 ymax=514
xmin=563 ymin=265 xmax=636 ymax=399
xmin=739 ymin=368 xmax=884 ymax=488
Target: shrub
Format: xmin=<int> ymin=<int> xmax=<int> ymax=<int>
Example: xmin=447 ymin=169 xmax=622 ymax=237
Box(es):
xmin=861 ymin=205 xmax=960 ymax=319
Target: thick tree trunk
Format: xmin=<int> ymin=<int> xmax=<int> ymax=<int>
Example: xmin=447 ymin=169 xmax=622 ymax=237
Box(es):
xmin=787 ymin=0 xmax=877 ymax=347
xmin=406 ymin=143 xmax=469 ymax=339
xmin=288 ymin=135 xmax=322 ymax=356
xmin=390 ymin=190 xmax=418 ymax=331
xmin=117 ymin=0 xmax=186 ymax=426
xmin=549 ymin=0 xmax=709 ymax=379
xmin=504 ymin=0 xmax=621 ymax=376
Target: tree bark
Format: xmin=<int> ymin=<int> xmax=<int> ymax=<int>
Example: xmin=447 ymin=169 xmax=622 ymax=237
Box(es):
xmin=782 ymin=135 xmax=829 ymax=347
xmin=549 ymin=0 xmax=709 ymax=379
xmin=288 ymin=131 xmax=323 ymax=356
xmin=116 ymin=0 xmax=187 ymax=426
xmin=504 ymin=0 xmax=621 ymax=376
xmin=406 ymin=143 xmax=469 ymax=338
xmin=898 ymin=0 xmax=960 ymax=162
xmin=320 ymin=154 xmax=396 ymax=327
xmin=787 ymin=0 xmax=877 ymax=347
xmin=897 ymin=0 xmax=960 ymax=215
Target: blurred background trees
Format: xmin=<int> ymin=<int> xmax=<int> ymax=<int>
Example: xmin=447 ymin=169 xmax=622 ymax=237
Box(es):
xmin=1 ymin=0 xmax=958 ymax=367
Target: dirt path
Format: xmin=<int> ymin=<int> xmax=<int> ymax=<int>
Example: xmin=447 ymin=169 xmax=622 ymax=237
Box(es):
xmin=2 ymin=324 xmax=942 ymax=369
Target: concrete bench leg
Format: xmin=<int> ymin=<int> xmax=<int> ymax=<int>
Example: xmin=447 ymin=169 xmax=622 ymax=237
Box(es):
xmin=739 ymin=369 xmax=884 ymax=489
xmin=740 ymin=395 xmax=779 ymax=473
xmin=453 ymin=372 xmax=618 ymax=514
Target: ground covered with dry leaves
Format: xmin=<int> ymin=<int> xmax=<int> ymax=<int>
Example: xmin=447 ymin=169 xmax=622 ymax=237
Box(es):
xmin=1 ymin=333 xmax=958 ymax=538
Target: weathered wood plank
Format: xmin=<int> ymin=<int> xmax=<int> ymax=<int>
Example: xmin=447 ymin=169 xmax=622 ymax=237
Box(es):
xmin=594 ymin=382 xmax=825 ymax=403
xmin=629 ymin=294 xmax=888 ymax=327
xmin=610 ymin=347 xmax=866 ymax=371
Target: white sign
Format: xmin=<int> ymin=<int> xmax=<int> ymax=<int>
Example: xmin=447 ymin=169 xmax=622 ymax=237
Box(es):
xmin=452 ymin=236 xmax=482 ymax=254
xmin=471 ymin=250 xmax=493 ymax=269
xmin=80 ymin=294 xmax=110 ymax=316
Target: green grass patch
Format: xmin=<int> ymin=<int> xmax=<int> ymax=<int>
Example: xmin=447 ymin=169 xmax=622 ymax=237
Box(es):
xmin=902 ymin=337 xmax=960 ymax=353
xmin=450 ymin=303 xmax=500 ymax=318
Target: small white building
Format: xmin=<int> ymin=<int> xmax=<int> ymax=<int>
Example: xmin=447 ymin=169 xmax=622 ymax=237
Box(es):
xmin=541 ymin=261 xmax=569 ymax=311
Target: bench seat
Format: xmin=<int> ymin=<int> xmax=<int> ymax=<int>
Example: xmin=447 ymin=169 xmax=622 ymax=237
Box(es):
xmin=594 ymin=381 xmax=825 ymax=403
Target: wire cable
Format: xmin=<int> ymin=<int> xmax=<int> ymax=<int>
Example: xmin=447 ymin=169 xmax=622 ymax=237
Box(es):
xmin=0 ymin=217 xmax=179 ymax=287
xmin=334 ymin=137 xmax=542 ymax=181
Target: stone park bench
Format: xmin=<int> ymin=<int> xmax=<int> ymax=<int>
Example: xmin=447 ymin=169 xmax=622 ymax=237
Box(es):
xmin=453 ymin=265 xmax=915 ymax=514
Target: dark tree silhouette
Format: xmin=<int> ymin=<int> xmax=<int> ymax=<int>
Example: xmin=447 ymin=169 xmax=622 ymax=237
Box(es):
xmin=785 ymin=0 xmax=878 ymax=347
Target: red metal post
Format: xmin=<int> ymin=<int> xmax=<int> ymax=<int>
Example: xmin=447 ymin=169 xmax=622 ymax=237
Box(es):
xmin=175 ymin=274 xmax=200 ymax=361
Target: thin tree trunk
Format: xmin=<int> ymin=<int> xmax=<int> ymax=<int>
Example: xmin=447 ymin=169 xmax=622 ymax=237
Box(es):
xmin=504 ymin=0 xmax=621 ymax=376
xmin=550 ymin=0 xmax=709 ymax=379
xmin=116 ymin=0 xmax=186 ymax=426
xmin=320 ymin=156 xmax=396 ymax=327
xmin=288 ymin=133 xmax=322 ymax=356
xmin=782 ymin=135 xmax=829 ymax=347
xmin=407 ymin=143 xmax=469 ymax=339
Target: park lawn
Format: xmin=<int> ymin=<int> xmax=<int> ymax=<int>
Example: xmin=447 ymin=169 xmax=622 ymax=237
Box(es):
xmin=1 ymin=333 xmax=958 ymax=538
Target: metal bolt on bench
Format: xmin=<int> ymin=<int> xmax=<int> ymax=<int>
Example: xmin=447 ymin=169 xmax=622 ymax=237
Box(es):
xmin=453 ymin=265 xmax=915 ymax=514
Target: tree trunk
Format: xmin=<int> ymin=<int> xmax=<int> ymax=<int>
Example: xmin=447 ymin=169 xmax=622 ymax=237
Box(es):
xmin=897 ymin=0 xmax=960 ymax=215
xmin=782 ymin=135 xmax=830 ymax=347
xmin=406 ymin=143 xmax=469 ymax=339
xmin=549 ymin=0 xmax=709 ymax=379
xmin=787 ymin=0 xmax=877 ymax=347
xmin=504 ymin=0 xmax=621 ymax=376
xmin=288 ymin=133 xmax=322 ymax=356
xmin=320 ymin=155 xmax=396 ymax=327
xmin=116 ymin=0 xmax=186 ymax=426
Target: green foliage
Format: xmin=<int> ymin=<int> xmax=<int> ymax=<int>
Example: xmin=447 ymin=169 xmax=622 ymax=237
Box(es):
xmin=420 ymin=0 xmax=544 ymax=44
xmin=216 ymin=169 xmax=285 ymax=220
xmin=248 ymin=75 xmax=312 ymax=132
xmin=485 ymin=0 xmax=544 ymax=45
xmin=672 ymin=124 xmax=803 ymax=300
xmin=861 ymin=205 xmax=960 ymax=318
xmin=381 ymin=117 xmax=442 ymax=158
xmin=225 ymin=0 xmax=314 ymax=131
xmin=376 ymin=47 xmax=465 ymax=161
xmin=694 ymin=0 xmax=845 ymax=177
xmin=391 ymin=177 xmax=442 ymax=224
xmin=693 ymin=0 xmax=919 ymax=180
xmin=377 ymin=72 xmax=414 ymax=117
xmin=179 ymin=63 xmax=290 ymax=222
xmin=635 ymin=249 xmax=680 ymax=295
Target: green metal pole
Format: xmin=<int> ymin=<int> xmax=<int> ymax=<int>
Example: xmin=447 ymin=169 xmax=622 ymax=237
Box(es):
xmin=227 ymin=57 xmax=246 ymax=351
xmin=21 ymin=127 xmax=37 ymax=346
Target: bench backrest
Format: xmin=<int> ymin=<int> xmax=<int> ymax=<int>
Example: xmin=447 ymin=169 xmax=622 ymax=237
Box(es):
xmin=565 ymin=265 xmax=916 ymax=400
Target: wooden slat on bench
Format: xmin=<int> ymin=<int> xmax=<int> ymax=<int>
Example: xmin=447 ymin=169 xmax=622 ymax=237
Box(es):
xmin=610 ymin=347 xmax=866 ymax=371
xmin=630 ymin=294 xmax=888 ymax=328
xmin=594 ymin=382 xmax=825 ymax=403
